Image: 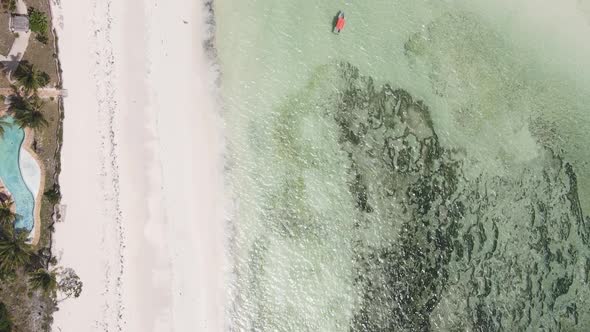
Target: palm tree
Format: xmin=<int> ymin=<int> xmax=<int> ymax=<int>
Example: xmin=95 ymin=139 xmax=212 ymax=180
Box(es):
xmin=13 ymin=107 xmax=48 ymax=130
xmin=0 ymin=302 xmax=12 ymax=332
xmin=0 ymin=118 xmax=10 ymax=138
xmin=13 ymin=61 xmax=49 ymax=94
xmin=0 ymin=200 xmax=15 ymax=231
xmin=0 ymin=231 xmax=32 ymax=272
xmin=8 ymin=95 xmax=48 ymax=130
xmin=29 ymin=268 xmax=57 ymax=295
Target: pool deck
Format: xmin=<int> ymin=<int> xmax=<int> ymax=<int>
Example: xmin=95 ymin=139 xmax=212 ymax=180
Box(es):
xmin=0 ymin=88 xmax=67 ymax=99
xmin=22 ymin=128 xmax=44 ymax=246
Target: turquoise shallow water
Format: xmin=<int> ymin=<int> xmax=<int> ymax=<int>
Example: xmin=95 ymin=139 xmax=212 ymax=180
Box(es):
xmin=0 ymin=117 xmax=34 ymax=231
xmin=217 ymin=0 xmax=590 ymax=330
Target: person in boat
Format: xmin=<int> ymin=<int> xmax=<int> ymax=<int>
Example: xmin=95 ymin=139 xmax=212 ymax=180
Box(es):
xmin=334 ymin=11 xmax=346 ymax=33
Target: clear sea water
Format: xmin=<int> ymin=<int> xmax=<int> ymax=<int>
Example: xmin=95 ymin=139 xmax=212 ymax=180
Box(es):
xmin=0 ymin=117 xmax=35 ymax=231
xmin=216 ymin=0 xmax=590 ymax=330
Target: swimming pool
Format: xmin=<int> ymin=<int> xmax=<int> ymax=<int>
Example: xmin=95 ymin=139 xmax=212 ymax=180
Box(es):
xmin=0 ymin=116 xmax=35 ymax=231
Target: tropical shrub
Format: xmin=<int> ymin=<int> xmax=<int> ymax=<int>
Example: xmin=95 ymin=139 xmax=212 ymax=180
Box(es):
xmin=58 ymin=268 xmax=82 ymax=300
xmin=0 ymin=232 xmax=32 ymax=273
xmin=44 ymin=185 xmax=61 ymax=204
xmin=0 ymin=200 xmax=15 ymax=229
xmin=29 ymin=269 xmax=57 ymax=296
xmin=35 ymin=33 xmax=48 ymax=44
xmin=27 ymin=7 xmax=47 ymax=35
xmin=0 ymin=303 xmax=12 ymax=332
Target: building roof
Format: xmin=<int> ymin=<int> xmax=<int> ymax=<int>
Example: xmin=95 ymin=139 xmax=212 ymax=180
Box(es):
xmin=10 ymin=15 xmax=29 ymax=32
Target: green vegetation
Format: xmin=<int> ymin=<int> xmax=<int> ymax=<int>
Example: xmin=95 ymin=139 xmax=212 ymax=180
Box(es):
xmin=0 ymin=11 xmax=15 ymax=56
xmin=27 ymin=7 xmax=48 ymax=36
xmin=1 ymin=0 xmax=16 ymax=12
xmin=11 ymin=101 xmax=48 ymax=130
xmin=43 ymin=185 xmax=61 ymax=205
xmin=13 ymin=61 xmax=49 ymax=93
xmin=28 ymin=269 xmax=57 ymax=296
xmin=8 ymin=94 xmax=48 ymax=130
xmin=30 ymin=267 xmax=82 ymax=301
xmin=35 ymin=33 xmax=48 ymax=44
xmin=57 ymin=268 xmax=82 ymax=301
xmin=0 ymin=192 xmax=81 ymax=328
xmin=0 ymin=303 xmax=12 ymax=332
xmin=0 ymin=232 xmax=32 ymax=273
xmin=0 ymin=201 xmax=15 ymax=229
xmin=0 ymin=118 xmax=10 ymax=138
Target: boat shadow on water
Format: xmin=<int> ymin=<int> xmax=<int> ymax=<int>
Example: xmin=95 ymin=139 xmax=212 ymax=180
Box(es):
xmin=331 ymin=13 xmax=340 ymax=33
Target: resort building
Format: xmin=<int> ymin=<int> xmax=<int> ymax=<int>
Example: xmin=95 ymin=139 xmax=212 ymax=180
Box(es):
xmin=9 ymin=15 xmax=29 ymax=33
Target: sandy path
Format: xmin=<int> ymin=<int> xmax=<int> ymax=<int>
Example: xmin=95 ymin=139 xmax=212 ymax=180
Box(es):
xmin=51 ymin=0 xmax=226 ymax=330
xmin=0 ymin=88 xmax=65 ymax=97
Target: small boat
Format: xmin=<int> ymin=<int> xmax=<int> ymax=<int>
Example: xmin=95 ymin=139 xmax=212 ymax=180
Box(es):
xmin=333 ymin=11 xmax=346 ymax=33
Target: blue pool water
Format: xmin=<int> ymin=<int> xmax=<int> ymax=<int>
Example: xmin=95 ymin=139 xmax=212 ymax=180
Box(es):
xmin=0 ymin=117 xmax=34 ymax=231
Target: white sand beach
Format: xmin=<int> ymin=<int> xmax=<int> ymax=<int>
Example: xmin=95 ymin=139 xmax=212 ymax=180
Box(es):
xmin=51 ymin=0 xmax=226 ymax=330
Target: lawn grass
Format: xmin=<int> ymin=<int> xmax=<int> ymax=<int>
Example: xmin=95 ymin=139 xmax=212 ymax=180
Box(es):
xmin=0 ymin=271 xmax=56 ymax=332
xmin=17 ymin=0 xmax=62 ymax=249
xmin=21 ymin=0 xmax=58 ymax=88
xmin=31 ymin=99 xmax=62 ymax=249
xmin=0 ymin=66 xmax=10 ymax=87
xmin=0 ymin=10 xmax=15 ymax=56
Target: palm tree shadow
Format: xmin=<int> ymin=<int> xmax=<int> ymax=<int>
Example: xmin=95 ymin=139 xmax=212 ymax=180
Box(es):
xmin=0 ymin=54 xmax=25 ymax=80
